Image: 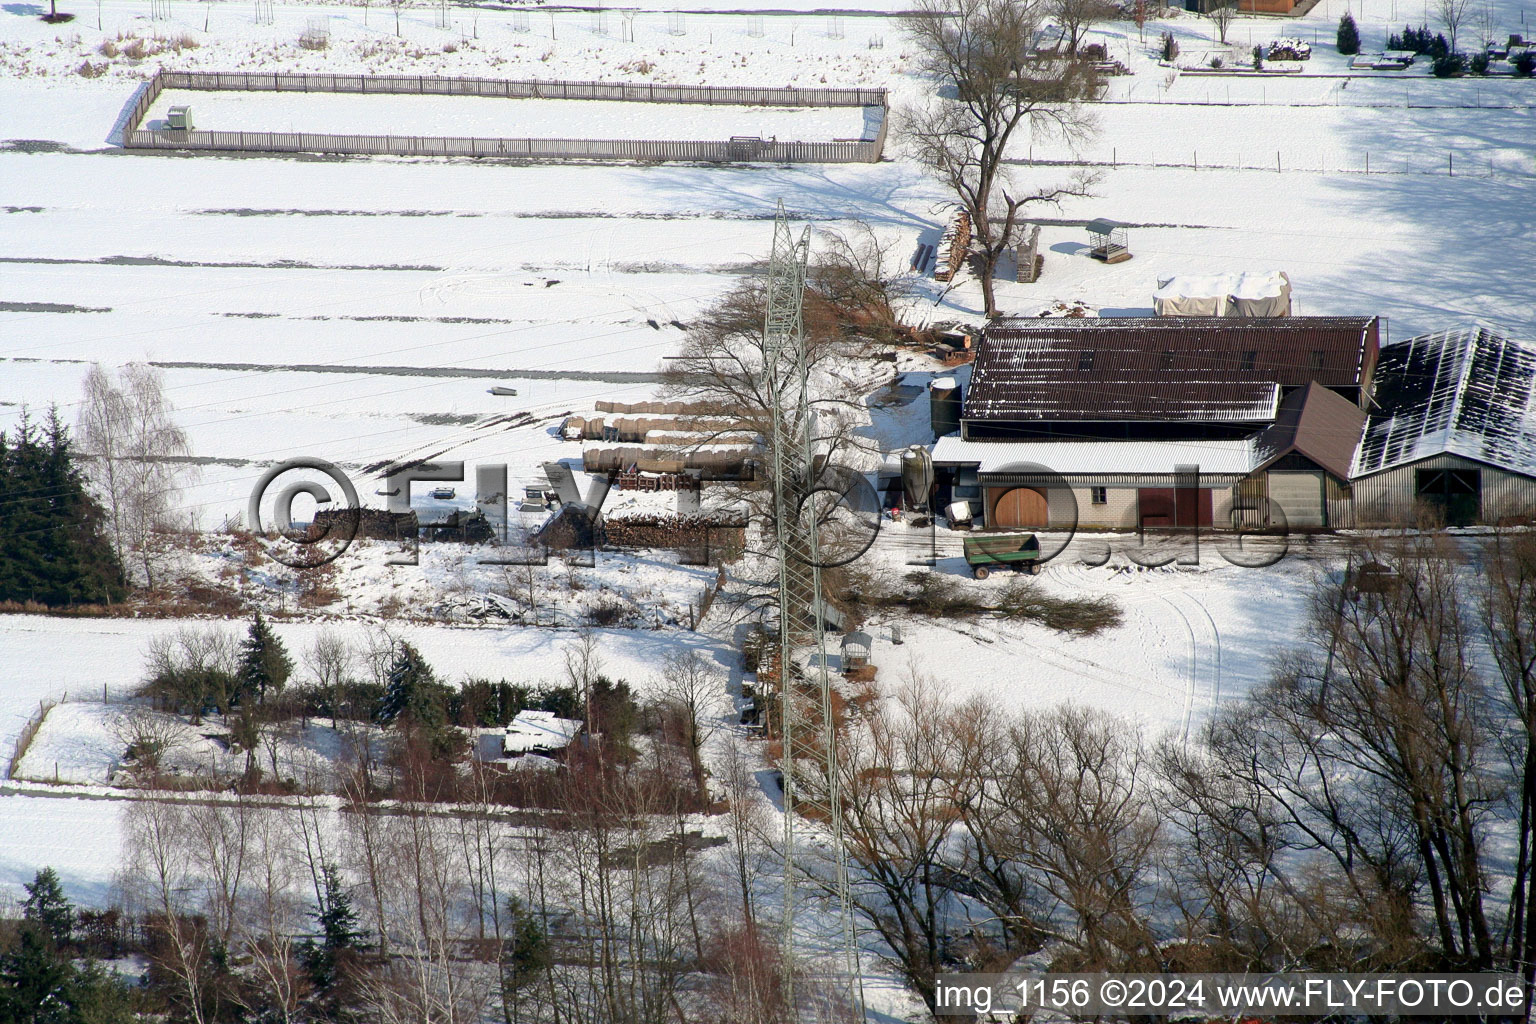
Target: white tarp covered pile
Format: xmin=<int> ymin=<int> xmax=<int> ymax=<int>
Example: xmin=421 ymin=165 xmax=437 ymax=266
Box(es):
xmin=1153 ymin=271 xmax=1292 ymax=317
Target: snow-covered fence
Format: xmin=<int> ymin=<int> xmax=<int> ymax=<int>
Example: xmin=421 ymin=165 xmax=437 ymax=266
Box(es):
xmin=151 ymin=70 xmax=886 ymax=108
xmin=125 ymin=130 xmax=881 ymax=163
xmin=122 ymin=71 xmax=888 ymax=163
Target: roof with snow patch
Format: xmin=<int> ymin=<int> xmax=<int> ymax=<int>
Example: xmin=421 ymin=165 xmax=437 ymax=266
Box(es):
xmin=504 ymin=710 xmax=585 ymax=754
xmin=964 ymin=317 xmax=1379 ymax=423
xmin=1351 ymin=327 xmax=1536 ymax=478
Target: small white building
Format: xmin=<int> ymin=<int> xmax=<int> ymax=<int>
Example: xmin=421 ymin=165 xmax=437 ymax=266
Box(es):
xmin=476 ymin=710 xmax=585 ymax=761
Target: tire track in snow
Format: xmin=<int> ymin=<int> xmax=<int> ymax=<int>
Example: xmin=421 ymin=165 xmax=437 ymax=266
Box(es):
xmin=1156 ymin=587 xmax=1223 ymax=745
xmin=1156 ymin=592 xmax=1200 ymax=745
xmin=1047 ymin=562 xmax=1223 ymax=738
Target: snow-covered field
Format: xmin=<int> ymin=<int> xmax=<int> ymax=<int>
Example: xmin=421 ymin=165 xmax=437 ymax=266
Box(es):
xmin=1 ymin=0 xmax=1533 ymax=959
xmin=142 ymin=89 xmax=878 ymax=140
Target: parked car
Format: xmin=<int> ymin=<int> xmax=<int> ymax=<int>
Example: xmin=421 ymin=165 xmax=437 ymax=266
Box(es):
xmin=428 ymin=486 xmax=456 ymax=500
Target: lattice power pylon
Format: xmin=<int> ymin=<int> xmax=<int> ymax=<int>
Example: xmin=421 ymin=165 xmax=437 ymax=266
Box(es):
xmin=762 ymin=200 xmax=864 ymax=1020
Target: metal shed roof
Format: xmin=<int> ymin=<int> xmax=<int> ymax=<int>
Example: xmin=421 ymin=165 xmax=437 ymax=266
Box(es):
xmin=1085 ymin=218 xmax=1124 ymax=234
xmin=965 ymin=317 xmax=1380 ymax=423
xmin=1252 ymin=381 xmax=1368 ymax=481
xmin=1352 ymin=326 xmax=1536 ymax=478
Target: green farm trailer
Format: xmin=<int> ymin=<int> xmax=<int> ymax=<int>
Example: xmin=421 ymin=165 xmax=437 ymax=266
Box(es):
xmin=963 ymin=533 xmax=1041 ymax=579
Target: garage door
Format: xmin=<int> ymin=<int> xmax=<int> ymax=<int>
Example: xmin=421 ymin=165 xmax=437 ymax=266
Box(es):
xmin=1269 ymin=471 xmax=1325 ymax=528
xmin=992 ymin=487 xmax=1049 ymax=528
xmin=1138 ymin=487 xmax=1212 ymax=528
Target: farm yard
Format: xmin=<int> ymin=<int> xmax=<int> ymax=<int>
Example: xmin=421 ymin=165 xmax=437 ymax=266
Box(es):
xmin=3 ymin=0 xmax=1536 ymax=1015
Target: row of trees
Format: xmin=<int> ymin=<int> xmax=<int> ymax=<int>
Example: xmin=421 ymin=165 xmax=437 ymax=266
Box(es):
xmin=105 ymin=665 xmax=798 ymax=1024
xmin=0 ymin=410 xmax=126 ymax=607
xmin=804 ymin=534 xmax=1536 ymax=1016
xmin=134 ymin=620 xmax=663 ymax=796
xmin=0 ymin=363 xmax=188 ymax=609
xmin=0 ymin=868 xmax=144 ymax=1022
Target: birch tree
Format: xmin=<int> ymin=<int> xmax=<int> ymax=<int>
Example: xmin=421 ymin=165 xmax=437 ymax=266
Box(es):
xmin=76 ymin=362 xmax=190 ymax=590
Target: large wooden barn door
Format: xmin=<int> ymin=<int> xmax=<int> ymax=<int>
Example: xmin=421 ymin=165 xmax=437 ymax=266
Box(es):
xmin=991 ymin=487 xmax=1048 ymax=528
xmin=1139 ymin=487 xmax=1212 ymax=528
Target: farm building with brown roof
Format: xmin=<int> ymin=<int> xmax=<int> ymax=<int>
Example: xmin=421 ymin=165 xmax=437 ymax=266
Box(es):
xmin=934 ymin=317 xmax=1384 ymax=531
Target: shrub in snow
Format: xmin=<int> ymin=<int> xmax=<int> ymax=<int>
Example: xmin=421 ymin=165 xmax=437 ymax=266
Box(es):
xmin=1432 ymin=52 xmax=1466 ymax=76
xmin=1336 ymin=12 xmax=1360 ymax=55
xmin=1469 ymin=51 xmax=1489 ymax=73
xmin=1252 ymin=44 xmax=1264 ymax=68
xmin=1160 ymin=30 xmax=1179 ymax=61
xmin=1514 ymin=51 xmax=1536 ymax=75
xmin=1209 ymin=54 xmax=1224 ymax=67
xmin=1388 ymin=24 xmax=1446 ymax=55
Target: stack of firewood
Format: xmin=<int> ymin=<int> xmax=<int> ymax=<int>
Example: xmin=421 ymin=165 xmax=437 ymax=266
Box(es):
xmin=933 ymin=209 xmax=972 ymax=282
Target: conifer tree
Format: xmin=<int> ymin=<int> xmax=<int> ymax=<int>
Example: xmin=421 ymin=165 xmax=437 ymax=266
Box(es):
xmin=0 ymin=409 xmax=125 ymax=607
xmin=301 ymin=863 xmax=365 ymax=993
xmin=0 ymin=925 xmax=72 ymax=1023
xmin=375 ymin=641 xmax=444 ymax=732
xmin=22 ymin=868 xmax=72 ymax=948
xmin=1337 ymin=11 xmax=1361 ymax=53
xmin=238 ymin=610 xmax=293 ymax=705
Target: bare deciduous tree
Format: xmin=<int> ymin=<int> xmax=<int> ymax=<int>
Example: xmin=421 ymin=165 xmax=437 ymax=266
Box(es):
xmin=120 ymin=799 xmax=219 ymax=1024
xmin=1204 ymin=537 xmax=1501 ymax=970
xmin=304 ymin=628 xmax=353 ymax=729
xmin=1053 ymin=0 xmax=1117 ymax=54
xmin=237 ymin=808 xmax=309 ymax=1024
xmin=1210 ymin=1 xmax=1237 ymax=45
xmin=1436 ymin=0 xmax=1473 ymax=52
xmin=979 ymin=706 xmax=1161 ymax=970
xmin=111 ymin=705 xmax=185 ymax=775
xmin=1484 ymin=532 xmax=1536 ymax=998
xmin=901 ymin=0 xmax=1099 ymax=316
xmin=808 ymin=222 xmax=917 ymax=346
xmin=830 ymin=678 xmax=969 ymax=1015
xmin=76 ymin=362 xmax=191 ymax=590
xmin=651 ymin=650 xmax=726 ymax=799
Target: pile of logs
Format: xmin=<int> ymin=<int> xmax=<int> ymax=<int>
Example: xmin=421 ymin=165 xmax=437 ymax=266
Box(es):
xmin=562 ymin=414 xmax=744 ymax=444
xmin=616 ymin=470 xmax=697 ymax=492
xmin=314 ymin=507 xmax=417 ymax=540
xmin=604 ymin=514 xmax=746 ymax=556
xmin=1015 ymin=223 xmax=1043 ymax=284
xmin=582 ymin=446 xmax=754 ymax=478
xmin=932 ymin=209 xmax=972 ymax=283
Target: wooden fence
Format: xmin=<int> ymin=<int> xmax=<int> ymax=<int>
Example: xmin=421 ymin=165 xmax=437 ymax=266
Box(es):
xmin=120 ymin=71 xmax=888 ymax=164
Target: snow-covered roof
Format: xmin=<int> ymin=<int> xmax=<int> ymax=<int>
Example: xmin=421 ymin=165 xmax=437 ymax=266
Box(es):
xmin=1153 ymin=271 xmax=1289 ymax=302
xmin=965 ymin=317 xmax=1377 ymax=424
xmin=1352 ymin=326 xmax=1536 ymax=478
xmin=932 ymin=435 xmax=1258 ymax=476
xmin=504 ymin=710 xmax=585 ymax=754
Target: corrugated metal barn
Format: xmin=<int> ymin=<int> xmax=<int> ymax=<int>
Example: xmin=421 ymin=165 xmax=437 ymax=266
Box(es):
xmin=960 ymin=316 xmax=1381 ymax=441
xmin=1350 ymin=326 xmax=1536 ymax=526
